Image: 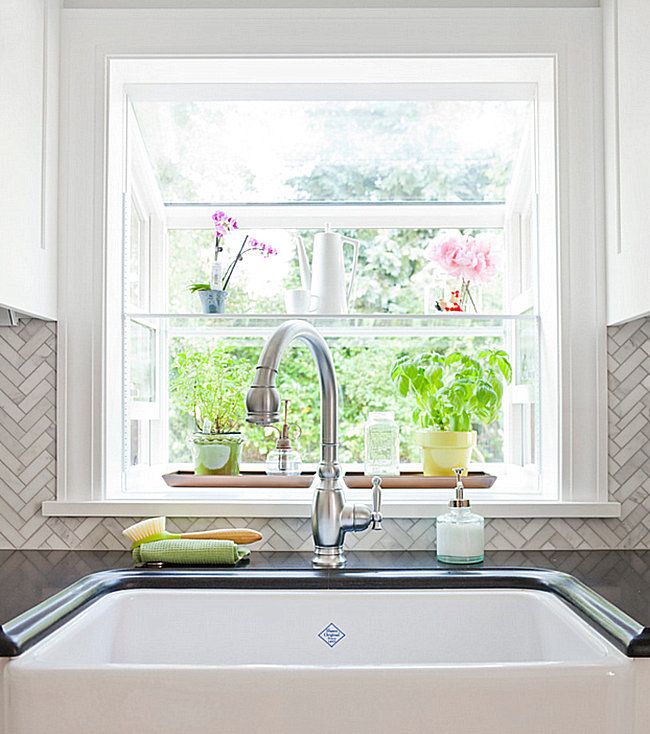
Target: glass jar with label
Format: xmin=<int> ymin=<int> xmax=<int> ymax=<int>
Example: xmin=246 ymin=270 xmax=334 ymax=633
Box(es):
xmin=364 ymin=412 xmax=400 ymax=476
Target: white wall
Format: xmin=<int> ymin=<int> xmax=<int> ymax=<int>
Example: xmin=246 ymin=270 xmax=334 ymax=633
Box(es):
xmin=0 ymin=0 xmax=59 ymax=320
xmin=604 ymin=0 xmax=650 ymax=326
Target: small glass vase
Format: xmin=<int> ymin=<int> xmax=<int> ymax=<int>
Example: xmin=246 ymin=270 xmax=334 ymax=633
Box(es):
xmin=189 ymin=432 xmax=243 ymax=476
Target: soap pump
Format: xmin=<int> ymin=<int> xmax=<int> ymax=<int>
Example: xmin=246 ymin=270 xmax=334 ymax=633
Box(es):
xmin=436 ymin=467 xmax=484 ymax=564
xmin=265 ymin=399 xmax=303 ymax=476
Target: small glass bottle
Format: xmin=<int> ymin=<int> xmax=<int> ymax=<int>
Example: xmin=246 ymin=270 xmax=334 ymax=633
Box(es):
xmin=266 ymin=441 xmax=302 ymax=475
xmin=364 ymin=412 xmax=400 ymax=476
xmin=265 ymin=399 xmax=302 ymax=476
xmin=436 ymin=468 xmax=484 ymax=564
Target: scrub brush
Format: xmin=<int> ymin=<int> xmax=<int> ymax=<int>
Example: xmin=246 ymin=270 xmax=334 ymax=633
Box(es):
xmin=122 ymin=516 xmax=262 ymax=549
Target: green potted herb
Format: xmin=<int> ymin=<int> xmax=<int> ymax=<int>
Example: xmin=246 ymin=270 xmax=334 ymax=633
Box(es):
xmin=171 ymin=346 xmax=251 ymax=475
xmin=391 ymin=349 xmax=512 ymax=476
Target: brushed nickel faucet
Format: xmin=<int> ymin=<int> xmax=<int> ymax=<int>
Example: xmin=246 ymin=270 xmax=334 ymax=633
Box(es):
xmin=245 ymin=320 xmax=383 ymax=567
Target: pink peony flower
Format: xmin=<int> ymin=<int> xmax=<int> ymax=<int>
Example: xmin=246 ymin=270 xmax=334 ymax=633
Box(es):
xmin=425 ymin=230 xmax=499 ymax=284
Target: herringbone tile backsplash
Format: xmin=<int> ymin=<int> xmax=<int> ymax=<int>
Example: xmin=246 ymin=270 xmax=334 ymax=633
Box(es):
xmin=0 ymin=318 xmax=648 ymax=551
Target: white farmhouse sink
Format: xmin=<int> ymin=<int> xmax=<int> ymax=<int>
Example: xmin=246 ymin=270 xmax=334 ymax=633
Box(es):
xmin=6 ymin=588 xmax=633 ymax=734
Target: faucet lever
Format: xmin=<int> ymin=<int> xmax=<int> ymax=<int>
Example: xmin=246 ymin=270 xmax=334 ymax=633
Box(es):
xmin=371 ymin=476 xmax=383 ymax=530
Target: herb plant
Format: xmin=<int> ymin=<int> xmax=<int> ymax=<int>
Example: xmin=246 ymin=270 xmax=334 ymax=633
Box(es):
xmin=171 ymin=346 xmax=252 ymax=434
xmin=391 ymin=349 xmax=512 ymax=432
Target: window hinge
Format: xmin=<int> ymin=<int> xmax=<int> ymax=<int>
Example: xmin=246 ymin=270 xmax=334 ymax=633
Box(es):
xmin=0 ymin=308 xmax=20 ymax=327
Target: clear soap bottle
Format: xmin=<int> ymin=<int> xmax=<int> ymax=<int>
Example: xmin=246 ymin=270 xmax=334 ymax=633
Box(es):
xmin=364 ymin=411 xmax=400 ymax=476
xmin=436 ymin=467 xmax=484 ymax=564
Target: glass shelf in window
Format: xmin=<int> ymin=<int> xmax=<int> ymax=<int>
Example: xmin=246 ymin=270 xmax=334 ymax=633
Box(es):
xmin=123 ymin=312 xmax=538 ymax=338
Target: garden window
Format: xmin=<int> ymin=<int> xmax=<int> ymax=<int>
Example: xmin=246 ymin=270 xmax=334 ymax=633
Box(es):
xmin=48 ymin=11 xmax=612 ymax=517
xmin=107 ymin=57 xmax=549 ymax=503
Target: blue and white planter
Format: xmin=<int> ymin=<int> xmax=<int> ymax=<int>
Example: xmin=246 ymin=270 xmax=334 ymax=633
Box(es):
xmin=198 ymin=289 xmax=228 ymax=314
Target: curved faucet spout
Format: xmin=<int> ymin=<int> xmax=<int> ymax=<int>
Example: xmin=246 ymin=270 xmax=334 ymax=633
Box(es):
xmin=245 ymin=320 xmax=338 ymax=467
xmin=245 ymin=319 xmax=382 ymax=567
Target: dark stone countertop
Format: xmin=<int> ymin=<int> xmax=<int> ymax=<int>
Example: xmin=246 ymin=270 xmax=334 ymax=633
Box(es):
xmin=2 ymin=548 xmax=650 ymax=631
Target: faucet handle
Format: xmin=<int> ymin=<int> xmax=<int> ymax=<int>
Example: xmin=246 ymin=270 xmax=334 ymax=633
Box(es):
xmin=371 ymin=476 xmax=383 ymax=531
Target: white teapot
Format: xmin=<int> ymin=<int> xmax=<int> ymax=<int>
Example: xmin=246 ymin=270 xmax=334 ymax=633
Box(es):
xmin=296 ymin=225 xmax=359 ymax=314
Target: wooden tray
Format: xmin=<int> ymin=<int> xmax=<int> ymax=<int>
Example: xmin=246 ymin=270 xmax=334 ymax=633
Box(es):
xmin=163 ymin=470 xmax=496 ymax=489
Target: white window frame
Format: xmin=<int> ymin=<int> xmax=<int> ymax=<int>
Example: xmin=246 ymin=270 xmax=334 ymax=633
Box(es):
xmin=47 ymin=6 xmax=615 ymax=519
xmin=118 ymin=59 xmax=556 ymax=505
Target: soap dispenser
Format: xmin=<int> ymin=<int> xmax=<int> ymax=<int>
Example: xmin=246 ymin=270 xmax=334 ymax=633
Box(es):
xmin=265 ymin=399 xmax=302 ymax=476
xmin=436 ymin=467 xmax=484 ymax=564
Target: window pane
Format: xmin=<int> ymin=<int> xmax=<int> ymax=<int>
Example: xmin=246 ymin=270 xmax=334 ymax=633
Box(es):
xmin=133 ymin=100 xmax=531 ymax=204
xmin=168 ymin=331 xmax=521 ymax=469
xmin=130 ymin=419 xmax=151 ymax=465
xmin=128 ymin=197 xmax=149 ymax=310
xmin=130 ymin=321 xmax=156 ymax=402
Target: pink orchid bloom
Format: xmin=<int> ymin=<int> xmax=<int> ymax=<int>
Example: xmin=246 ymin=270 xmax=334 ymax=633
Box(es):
xmin=212 ymin=210 xmax=239 ymax=238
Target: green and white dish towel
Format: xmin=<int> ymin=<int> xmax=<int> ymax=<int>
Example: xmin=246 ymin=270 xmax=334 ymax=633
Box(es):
xmin=132 ymin=539 xmax=250 ymax=566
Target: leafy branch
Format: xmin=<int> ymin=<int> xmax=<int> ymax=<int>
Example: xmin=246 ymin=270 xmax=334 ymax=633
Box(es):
xmin=170 ymin=346 xmax=252 ymax=434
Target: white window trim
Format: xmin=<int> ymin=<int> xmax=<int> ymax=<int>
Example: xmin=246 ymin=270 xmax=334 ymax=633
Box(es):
xmin=41 ymin=499 xmax=620 ymax=520
xmin=165 ymin=203 xmax=505 ymax=231
xmin=50 ymin=6 xmax=614 ymax=519
xmin=116 ymin=57 xmax=553 ymax=502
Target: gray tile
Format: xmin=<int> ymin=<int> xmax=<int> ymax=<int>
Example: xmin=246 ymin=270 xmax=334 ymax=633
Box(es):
xmin=2 ymin=317 xmax=650 ymax=552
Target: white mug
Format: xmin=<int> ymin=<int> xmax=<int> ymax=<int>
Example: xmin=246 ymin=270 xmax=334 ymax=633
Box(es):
xmin=284 ymin=289 xmax=311 ymax=314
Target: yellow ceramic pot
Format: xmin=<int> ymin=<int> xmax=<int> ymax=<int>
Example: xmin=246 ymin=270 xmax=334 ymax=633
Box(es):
xmin=415 ymin=429 xmax=477 ymax=476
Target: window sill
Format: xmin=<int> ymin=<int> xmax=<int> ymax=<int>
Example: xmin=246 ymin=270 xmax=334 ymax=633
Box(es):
xmin=42 ymin=499 xmax=621 ymax=520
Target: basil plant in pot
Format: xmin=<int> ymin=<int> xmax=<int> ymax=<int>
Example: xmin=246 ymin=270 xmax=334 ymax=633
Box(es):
xmin=171 ymin=346 xmax=251 ymax=476
xmin=391 ymin=349 xmax=512 ymax=476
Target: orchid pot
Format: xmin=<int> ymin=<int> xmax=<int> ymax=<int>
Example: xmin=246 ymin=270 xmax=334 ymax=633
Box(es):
xmin=198 ymin=289 xmax=228 ymax=314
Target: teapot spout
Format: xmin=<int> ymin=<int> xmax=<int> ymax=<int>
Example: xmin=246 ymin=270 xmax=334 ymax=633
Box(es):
xmin=296 ymin=236 xmax=312 ymax=291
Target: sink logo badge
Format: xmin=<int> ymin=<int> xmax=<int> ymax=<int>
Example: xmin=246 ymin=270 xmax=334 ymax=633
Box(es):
xmin=318 ymin=622 xmax=346 ymax=648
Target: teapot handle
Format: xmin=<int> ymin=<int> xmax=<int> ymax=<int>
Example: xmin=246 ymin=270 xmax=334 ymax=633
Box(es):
xmin=341 ymin=236 xmax=360 ymax=306
xmin=296 ymin=235 xmax=311 ymax=291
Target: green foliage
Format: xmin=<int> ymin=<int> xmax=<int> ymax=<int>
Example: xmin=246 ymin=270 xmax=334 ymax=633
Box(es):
xmin=167 ymin=337 xmax=506 ymax=465
xmin=170 ymin=346 xmax=252 ymax=434
xmin=391 ymin=348 xmax=512 ymax=432
xmin=188 ymin=283 xmax=211 ymax=292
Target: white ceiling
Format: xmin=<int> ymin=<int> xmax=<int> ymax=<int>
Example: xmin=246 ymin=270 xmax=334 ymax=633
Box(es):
xmin=63 ymin=0 xmax=599 ymax=8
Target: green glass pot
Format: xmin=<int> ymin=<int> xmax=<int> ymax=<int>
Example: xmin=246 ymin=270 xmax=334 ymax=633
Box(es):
xmin=189 ymin=432 xmax=244 ymax=476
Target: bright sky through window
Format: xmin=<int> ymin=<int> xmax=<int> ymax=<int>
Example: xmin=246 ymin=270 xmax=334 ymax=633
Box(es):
xmin=133 ymin=100 xmax=531 ymax=204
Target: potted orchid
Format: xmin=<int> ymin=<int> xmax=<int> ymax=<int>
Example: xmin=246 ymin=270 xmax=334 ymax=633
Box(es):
xmin=190 ymin=210 xmax=278 ymax=314
xmin=425 ymin=230 xmax=499 ymax=313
